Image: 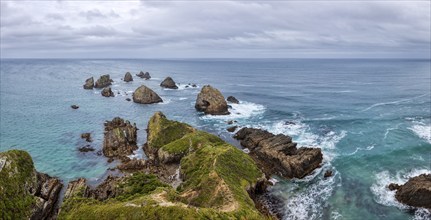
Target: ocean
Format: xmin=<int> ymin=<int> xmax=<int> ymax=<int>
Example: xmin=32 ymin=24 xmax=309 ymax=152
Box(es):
xmin=1 ymin=58 xmax=430 ymax=219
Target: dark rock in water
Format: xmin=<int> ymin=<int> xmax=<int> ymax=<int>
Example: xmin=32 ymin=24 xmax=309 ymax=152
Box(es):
xmin=71 ymin=105 xmax=79 ymax=109
xmin=160 ymin=77 xmax=178 ymax=89
xmin=78 ymin=145 xmax=95 ymax=152
xmin=324 ymin=170 xmax=333 ymax=178
xmin=227 ymin=126 xmax=238 ymax=132
xmin=227 ymin=96 xmax=239 ymax=104
xmin=185 ymin=85 xmax=189 ymax=88
xmin=117 ymin=159 xmax=146 ymax=171
xmin=95 ymin=74 xmax=113 ymax=88
xmin=81 ymin=133 xmax=92 ymax=142
xmin=192 ymin=84 xmax=197 ymax=87
xmin=132 ymin=85 xmax=163 ymax=104
xmin=391 ymin=174 xmax=431 ymax=209
xmin=195 ymin=85 xmax=230 ymax=115
xmin=137 ymin=71 xmax=151 ymax=80
xmin=227 ymin=120 xmax=236 ymax=125
xmin=102 ymin=117 xmax=138 ymax=159
xmin=234 ymin=127 xmax=323 ymax=179
xmin=101 ymin=87 xmax=114 ymax=97
xmin=125 ymin=98 xmax=131 ymax=101
xmin=83 ymin=77 xmax=94 ymax=89
xmin=124 ymin=72 xmax=133 ymax=82
xmin=388 ymin=183 xmax=400 ymax=191
xmin=284 ymin=121 xmax=296 ymax=126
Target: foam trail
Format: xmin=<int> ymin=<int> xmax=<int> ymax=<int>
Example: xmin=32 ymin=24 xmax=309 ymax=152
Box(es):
xmin=362 ymin=93 xmax=429 ymax=112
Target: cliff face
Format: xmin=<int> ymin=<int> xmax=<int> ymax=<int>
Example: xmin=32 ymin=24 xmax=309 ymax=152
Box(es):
xmin=59 ymin=112 xmax=268 ymax=220
xmin=0 ymin=150 xmax=63 ymax=220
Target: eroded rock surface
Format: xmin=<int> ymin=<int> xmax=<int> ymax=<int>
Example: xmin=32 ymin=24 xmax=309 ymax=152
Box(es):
xmin=390 ymin=174 xmax=431 ymax=209
xmin=132 ymin=85 xmax=163 ymax=104
xmin=83 ymin=77 xmax=94 ymax=89
xmin=136 ymin=71 xmax=151 ymax=80
xmin=160 ymin=77 xmax=178 ymax=89
xmin=101 ymin=87 xmax=114 ymax=97
xmin=102 ymin=117 xmax=138 ymax=160
xmin=94 ymin=74 xmax=113 ymax=88
xmin=195 ymin=85 xmax=229 ymax=115
xmin=124 ymin=72 xmax=133 ymax=82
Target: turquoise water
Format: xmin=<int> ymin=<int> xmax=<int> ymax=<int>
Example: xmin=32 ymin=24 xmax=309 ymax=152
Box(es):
xmin=1 ymin=59 xmax=430 ymax=219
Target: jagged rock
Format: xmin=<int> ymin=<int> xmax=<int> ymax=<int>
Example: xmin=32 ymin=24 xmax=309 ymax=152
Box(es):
xmin=160 ymin=77 xmax=178 ymax=89
xmin=195 ymin=85 xmax=230 ymax=115
xmin=124 ymin=72 xmax=133 ymax=82
xmin=78 ymin=145 xmax=95 ymax=152
xmin=102 ymin=117 xmax=138 ymax=159
xmin=64 ymin=178 xmax=89 ymax=199
xmin=227 ymin=96 xmax=239 ymax=104
xmin=391 ymin=174 xmax=431 ymax=209
xmin=192 ymin=84 xmax=197 ymax=88
xmin=234 ymin=127 xmax=323 ymax=179
xmin=101 ymin=87 xmax=114 ymax=97
xmin=132 ymin=85 xmax=163 ymax=104
xmin=136 ymin=71 xmax=151 ymax=80
xmin=117 ymin=159 xmax=147 ymax=171
xmin=227 ymin=126 xmax=238 ymax=132
xmin=388 ymin=183 xmax=400 ymax=191
xmin=81 ymin=133 xmax=92 ymax=142
xmin=94 ymin=74 xmax=113 ymax=88
xmin=126 ymin=98 xmax=131 ymax=101
xmin=83 ymin=77 xmax=94 ymax=89
xmin=71 ymin=105 xmax=79 ymax=109
xmin=0 ymin=150 xmax=63 ymax=219
xmin=324 ymin=170 xmax=333 ymax=178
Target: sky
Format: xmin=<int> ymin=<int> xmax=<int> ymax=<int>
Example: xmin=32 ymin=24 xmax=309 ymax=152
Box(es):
xmin=1 ymin=0 xmax=430 ymax=59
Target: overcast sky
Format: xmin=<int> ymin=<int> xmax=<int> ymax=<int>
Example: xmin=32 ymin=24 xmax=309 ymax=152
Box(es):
xmin=1 ymin=0 xmax=430 ymax=58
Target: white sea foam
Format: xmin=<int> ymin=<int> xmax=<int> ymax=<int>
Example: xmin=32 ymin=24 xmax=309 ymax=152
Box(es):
xmin=346 ymin=144 xmax=375 ymax=156
xmin=176 ymin=84 xmax=199 ymax=90
xmin=179 ymin=97 xmax=188 ymax=100
xmin=200 ymin=101 xmax=265 ymax=120
xmin=370 ymin=168 xmax=431 ymax=219
xmin=362 ymin=93 xmax=429 ymax=112
xmin=384 ymin=123 xmax=402 ymax=140
xmin=409 ymin=123 xmax=431 ymax=144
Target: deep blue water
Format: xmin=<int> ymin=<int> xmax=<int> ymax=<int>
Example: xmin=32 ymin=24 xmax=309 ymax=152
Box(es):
xmin=1 ymin=59 xmax=430 ymax=219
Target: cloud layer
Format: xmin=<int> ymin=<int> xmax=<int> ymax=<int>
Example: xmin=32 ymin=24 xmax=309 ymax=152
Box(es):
xmin=1 ymin=1 xmax=430 ymax=58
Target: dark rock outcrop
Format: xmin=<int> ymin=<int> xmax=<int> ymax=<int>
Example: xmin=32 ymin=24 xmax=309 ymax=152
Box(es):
xmin=101 ymin=87 xmax=114 ymax=97
xmin=234 ymin=127 xmax=323 ymax=179
xmin=124 ymin=72 xmax=133 ymax=82
xmin=80 ymin=133 xmax=92 ymax=142
xmin=227 ymin=96 xmax=239 ymax=104
xmin=125 ymin=98 xmax=131 ymax=101
xmin=227 ymin=126 xmax=238 ymax=132
xmin=102 ymin=117 xmax=138 ymax=160
xmin=324 ymin=170 xmax=333 ymax=178
xmin=390 ymin=174 xmax=431 ymax=209
xmin=94 ymin=74 xmax=113 ymax=88
xmin=136 ymin=71 xmax=151 ymax=80
xmin=117 ymin=159 xmax=147 ymax=171
xmin=71 ymin=105 xmax=79 ymax=109
xmin=132 ymin=85 xmax=163 ymax=104
xmin=160 ymin=77 xmax=178 ymax=89
xmin=78 ymin=145 xmax=95 ymax=152
xmin=83 ymin=77 xmax=94 ymax=89
xmin=195 ymin=85 xmax=230 ymax=115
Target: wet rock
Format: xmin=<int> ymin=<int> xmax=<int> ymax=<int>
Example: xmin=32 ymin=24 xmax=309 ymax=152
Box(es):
xmin=324 ymin=170 xmax=333 ymax=178
xmin=195 ymin=85 xmax=230 ymax=115
xmin=102 ymin=117 xmax=138 ymax=159
xmin=192 ymin=84 xmax=197 ymax=88
xmin=132 ymin=85 xmax=163 ymax=104
xmin=391 ymin=174 xmax=431 ymax=208
xmin=78 ymin=145 xmax=95 ymax=152
xmin=284 ymin=121 xmax=296 ymax=126
xmin=71 ymin=105 xmax=79 ymax=109
xmin=388 ymin=183 xmax=400 ymax=191
xmin=160 ymin=77 xmax=178 ymax=89
xmin=227 ymin=96 xmax=239 ymax=104
xmin=124 ymin=72 xmax=133 ymax=82
xmin=137 ymin=71 xmax=151 ymax=80
xmin=83 ymin=77 xmax=94 ymax=89
xmin=101 ymin=87 xmax=114 ymax=97
xmin=227 ymin=120 xmax=237 ymax=125
xmin=227 ymin=126 xmax=238 ymax=132
xmin=234 ymin=127 xmax=323 ymax=179
xmin=81 ymin=133 xmax=92 ymax=142
xmin=94 ymin=74 xmax=113 ymax=88
xmin=126 ymin=98 xmax=131 ymax=101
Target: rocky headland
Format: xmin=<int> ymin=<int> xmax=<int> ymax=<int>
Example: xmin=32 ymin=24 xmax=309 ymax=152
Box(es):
xmin=388 ymin=173 xmax=431 ymax=209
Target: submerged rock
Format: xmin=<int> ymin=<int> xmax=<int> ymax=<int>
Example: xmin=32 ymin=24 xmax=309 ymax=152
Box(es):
xmin=136 ymin=71 xmax=151 ymax=80
xmin=124 ymin=72 xmax=133 ymax=82
xmin=94 ymin=74 xmax=113 ymax=88
xmin=0 ymin=150 xmax=63 ymax=219
xmin=80 ymin=133 xmax=92 ymax=142
xmin=83 ymin=77 xmax=94 ymax=89
xmin=234 ymin=127 xmax=323 ymax=179
xmin=71 ymin=105 xmax=79 ymax=109
xmin=160 ymin=77 xmax=178 ymax=89
xmin=227 ymin=96 xmax=239 ymax=104
xmin=390 ymin=174 xmax=431 ymax=209
xmin=102 ymin=117 xmax=138 ymax=159
xmin=101 ymin=87 xmax=114 ymax=97
xmin=195 ymin=85 xmax=230 ymax=115
xmin=132 ymin=85 xmax=163 ymax=104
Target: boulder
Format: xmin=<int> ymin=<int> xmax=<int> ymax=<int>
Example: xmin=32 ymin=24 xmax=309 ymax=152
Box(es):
xmin=137 ymin=71 xmax=151 ymax=80
xmin=102 ymin=117 xmax=138 ymax=159
xmin=125 ymin=98 xmax=131 ymax=101
xmin=83 ymin=77 xmax=94 ymax=89
xmin=94 ymin=74 xmax=113 ymax=88
xmin=132 ymin=85 xmax=163 ymax=104
xmin=227 ymin=96 xmax=239 ymax=104
xmin=160 ymin=77 xmax=178 ymax=89
xmin=234 ymin=127 xmax=323 ymax=179
xmin=195 ymin=85 xmax=230 ymax=115
xmin=81 ymin=133 xmax=92 ymax=142
xmin=227 ymin=126 xmax=238 ymax=132
xmin=101 ymin=87 xmax=114 ymax=97
xmin=71 ymin=105 xmax=79 ymax=109
xmin=391 ymin=174 xmax=431 ymax=209
xmin=324 ymin=170 xmax=333 ymax=178
xmin=124 ymin=72 xmax=133 ymax=82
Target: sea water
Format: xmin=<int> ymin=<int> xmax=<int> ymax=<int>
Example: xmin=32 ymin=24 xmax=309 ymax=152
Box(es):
xmin=1 ymin=59 xmax=430 ymax=219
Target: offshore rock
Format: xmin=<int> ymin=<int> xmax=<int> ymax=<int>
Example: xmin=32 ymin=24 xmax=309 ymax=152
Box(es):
xmin=101 ymin=87 xmax=114 ymax=97
xmin=391 ymin=174 xmax=431 ymax=209
xmin=94 ymin=74 xmax=113 ymax=88
xmin=83 ymin=77 xmax=94 ymax=89
xmin=81 ymin=133 xmax=92 ymax=142
xmin=137 ymin=71 xmax=151 ymax=80
xmin=195 ymin=85 xmax=230 ymax=115
xmin=124 ymin=72 xmax=133 ymax=82
xmin=102 ymin=117 xmax=138 ymax=159
xmin=71 ymin=105 xmax=79 ymax=109
xmin=160 ymin=77 xmax=178 ymax=89
xmin=227 ymin=96 xmax=239 ymax=104
xmin=132 ymin=85 xmax=163 ymax=104
xmin=234 ymin=127 xmax=323 ymax=179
